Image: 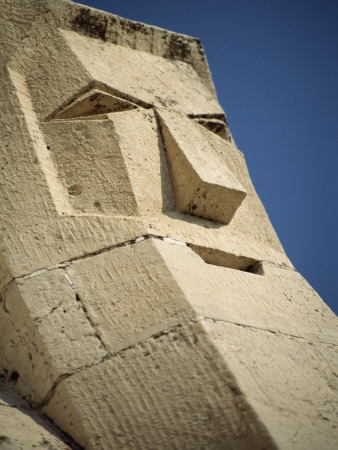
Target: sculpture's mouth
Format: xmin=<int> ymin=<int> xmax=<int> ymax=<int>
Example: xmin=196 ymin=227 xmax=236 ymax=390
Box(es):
xmin=102 ymin=233 xmax=263 ymax=274
xmin=186 ymin=243 xmax=262 ymax=273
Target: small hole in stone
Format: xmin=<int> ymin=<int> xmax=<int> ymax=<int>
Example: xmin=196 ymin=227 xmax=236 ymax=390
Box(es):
xmin=10 ymin=371 xmax=19 ymax=383
xmin=93 ymin=200 xmax=101 ymax=208
xmin=68 ymin=184 xmax=83 ymax=196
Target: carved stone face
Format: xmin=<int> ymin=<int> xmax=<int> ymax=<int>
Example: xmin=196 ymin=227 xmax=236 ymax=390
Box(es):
xmin=1 ymin=5 xmax=336 ymax=450
xmin=15 ymin=28 xmax=243 ymax=219
xmin=40 ymin=33 xmax=245 ymax=221
xmin=7 ymin=25 xmax=287 ymax=274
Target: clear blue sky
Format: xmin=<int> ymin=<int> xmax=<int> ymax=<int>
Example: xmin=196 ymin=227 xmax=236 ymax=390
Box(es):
xmin=78 ymin=0 xmax=338 ymax=315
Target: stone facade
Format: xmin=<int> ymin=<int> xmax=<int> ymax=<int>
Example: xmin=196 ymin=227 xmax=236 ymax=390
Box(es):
xmin=0 ymin=1 xmax=337 ymax=448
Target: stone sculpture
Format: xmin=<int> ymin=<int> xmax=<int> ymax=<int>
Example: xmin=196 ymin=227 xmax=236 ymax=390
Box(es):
xmin=0 ymin=1 xmax=337 ymax=448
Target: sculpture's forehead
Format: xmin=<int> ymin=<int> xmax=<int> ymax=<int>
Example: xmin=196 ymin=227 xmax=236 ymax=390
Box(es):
xmin=59 ymin=29 xmax=222 ymax=115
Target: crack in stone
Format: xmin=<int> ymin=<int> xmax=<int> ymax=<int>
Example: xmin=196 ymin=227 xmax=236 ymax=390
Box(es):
xmin=39 ymin=354 xmax=111 ymax=409
xmin=0 ymin=280 xmax=14 ymax=313
xmin=1 ymin=235 xmax=160 ymax=291
xmin=0 ymin=236 xmax=156 ymax=300
xmin=34 ymin=312 xmax=338 ymax=411
xmin=33 ymin=300 xmax=65 ymax=324
xmin=37 ymin=317 xmax=201 ymax=408
xmin=2 ymin=237 xmax=320 ymax=414
xmin=39 ymin=373 xmax=73 ymax=408
xmin=204 ymin=317 xmax=338 ymax=347
xmin=63 ymin=268 xmax=109 ymax=355
xmin=0 ymin=233 xmax=286 ymax=296
xmin=1 ymin=236 xmax=326 ymax=353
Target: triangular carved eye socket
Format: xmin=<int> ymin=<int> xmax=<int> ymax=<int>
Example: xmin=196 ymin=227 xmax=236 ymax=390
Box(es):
xmin=52 ymin=89 xmax=138 ymax=120
xmin=195 ymin=118 xmax=227 ymax=138
xmin=188 ymin=114 xmax=232 ymax=142
xmin=193 ymin=118 xmax=232 ymax=141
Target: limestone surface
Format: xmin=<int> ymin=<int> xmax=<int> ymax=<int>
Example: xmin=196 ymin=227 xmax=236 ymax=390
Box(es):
xmin=0 ymin=380 xmax=75 ymax=449
xmin=0 ymin=1 xmax=337 ymax=449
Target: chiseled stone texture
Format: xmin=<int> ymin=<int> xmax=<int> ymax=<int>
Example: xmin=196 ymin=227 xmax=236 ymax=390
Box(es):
xmin=203 ymin=319 xmax=338 ymax=450
xmin=0 ymin=1 xmax=337 ymax=449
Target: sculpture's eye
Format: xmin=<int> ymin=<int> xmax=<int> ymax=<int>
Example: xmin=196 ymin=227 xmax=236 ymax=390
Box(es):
xmin=189 ymin=114 xmax=232 ymax=141
xmin=195 ymin=118 xmax=227 ymax=138
xmin=51 ymin=89 xmax=138 ymax=120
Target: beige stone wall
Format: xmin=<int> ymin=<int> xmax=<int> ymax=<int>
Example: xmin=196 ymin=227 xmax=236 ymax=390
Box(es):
xmin=0 ymin=1 xmax=337 ymax=448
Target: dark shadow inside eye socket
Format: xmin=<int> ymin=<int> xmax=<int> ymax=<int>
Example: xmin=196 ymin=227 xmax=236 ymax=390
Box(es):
xmin=52 ymin=89 xmax=138 ymax=120
xmin=195 ymin=118 xmax=228 ymax=139
xmin=189 ymin=114 xmax=232 ymax=142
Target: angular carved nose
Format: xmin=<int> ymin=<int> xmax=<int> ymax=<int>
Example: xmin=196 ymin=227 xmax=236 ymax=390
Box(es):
xmin=157 ymin=110 xmax=247 ymax=224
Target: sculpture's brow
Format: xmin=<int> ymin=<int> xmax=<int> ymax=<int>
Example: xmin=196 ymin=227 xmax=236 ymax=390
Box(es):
xmin=188 ymin=113 xmax=227 ymax=121
xmin=45 ymin=81 xmax=152 ymax=121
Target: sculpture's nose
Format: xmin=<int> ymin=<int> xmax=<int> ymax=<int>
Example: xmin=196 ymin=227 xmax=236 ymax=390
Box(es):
xmin=157 ymin=109 xmax=247 ymax=224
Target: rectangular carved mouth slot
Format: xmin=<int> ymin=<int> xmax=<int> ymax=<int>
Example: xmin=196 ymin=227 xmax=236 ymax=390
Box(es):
xmin=189 ymin=244 xmax=263 ymax=274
